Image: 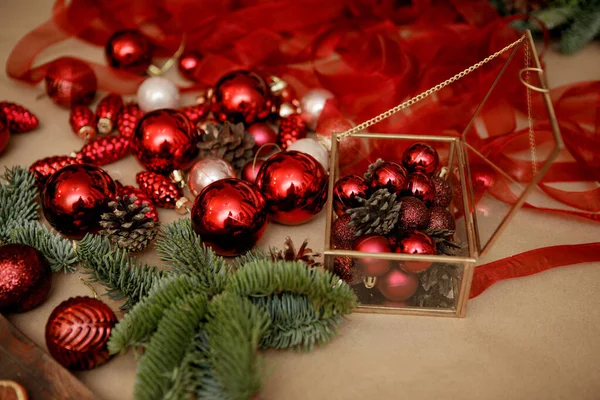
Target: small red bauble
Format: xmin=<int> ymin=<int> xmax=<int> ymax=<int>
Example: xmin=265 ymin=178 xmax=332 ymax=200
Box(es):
xmin=333 ymin=175 xmax=368 ymax=217
xmin=427 ymin=206 xmax=456 ymax=232
xmin=395 ymin=231 xmax=436 ymax=273
xmin=401 ymin=143 xmax=439 ymax=175
xmin=331 ymin=214 xmax=356 ymax=250
xmin=0 ymin=111 xmax=9 ymax=155
xmin=41 ymin=164 xmax=116 ymax=236
xmin=241 ymin=159 xmax=265 ymax=184
xmin=44 ymin=57 xmax=97 ymax=107
xmin=368 ymin=161 xmax=408 ymax=194
xmin=255 ymin=151 xmax=328 ymax=225
xmin=352 ymin=235 xmax=391 ymax=277
xmin=0 ymin=102 xmax=39 ymax=134
xmin=403 ymin=172 xmax=435 ymax=205
xmin=132 ymin=109 xmax=200 ymax=174
xmin=211 ymin=70 xmax=274 ymax=124
xmin=136 ymin=171 xmax=184 ymax=209
xmin=76 ymin=135 xmax=130 ymax=166
xmin=278 ymin=114 xmax=308 ymax=150
xmin=29 ymin=156 xmax=83 ymax=188
xmin=0 ymin=244 xmax=51 ymax=313
xmin=377 ymin=268 xmax=419 ymax=302
xmin=116 ymin=103 xmax=144 ymax=139
xmin=69 ymin=105 xmax=96 ymax=141
xmin=397 ymin=196 xmax=428 ymax=232
xmin=45 ymin=296 xmax=117 ymax=370
xmin=191 ymin=178 xmax=268 ymax=256
xmin=432 ymin=175 xmax=452 ymax=208
xmin=105 ymin=30 xmax=153 ymax=75
xmin=178 ymin=51 xmax=203 ymax=81
xmin=247 ymin=123 xmax=278 ymax=152
xmin=96 ymin=93 xmax=124 ymax=135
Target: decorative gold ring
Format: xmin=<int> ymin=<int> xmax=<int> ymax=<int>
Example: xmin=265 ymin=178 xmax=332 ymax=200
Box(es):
xmin=518 ymin=67 xmax=550 ymax=93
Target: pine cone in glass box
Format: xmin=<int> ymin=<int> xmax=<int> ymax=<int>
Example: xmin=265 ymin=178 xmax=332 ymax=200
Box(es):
xmin=197 ymin=121 xmax=255 ymax=171
xmin=270 ymin=237 xmax=322 ymax=268
xmin=347 ymin=188 xmax=402 ymax=237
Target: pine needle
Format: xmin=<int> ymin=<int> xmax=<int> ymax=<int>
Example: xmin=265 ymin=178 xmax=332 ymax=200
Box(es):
xmin=0 ymin=166 xmax=38 ymax=243
xmin=560 ymin=2 xmax=600 ymax=54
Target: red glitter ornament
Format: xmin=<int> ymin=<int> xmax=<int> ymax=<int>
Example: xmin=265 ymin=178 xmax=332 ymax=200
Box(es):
xmin=29 ymin=156 xmax=83 ymax=188
xmin=76 ymin=135 xmax=130 ymax=166
xmin=136 ymin=171 xmax=185 ymax=209
xmin=377 ymin=268 xmax=419 ymax=302
xmin=105 ymin=30 xmax=153 ymax=75
xmin=333 ymin=175 xmax=368 ymax=217
xmin=132 ymin=109 xmax=200 ymax=174
xmin=432 ymin=175 xmax=452 ymax=208
xmin=331 ymin=214 xmax=356 ymax=250
xmin=0 ymin=102 xmax=38 ymax=133
xmin=211 ymin=70 xmax=274 ymax=124
xmin=278 ymin=114 xmax=308 ymax=150
xmin=403 ymin=172 xmax=435 ymax=205
xmin=352 ymin=235 xmax=392 ymax=277
xmin=69 ymin=105 xmax=97 ymax=141
xmin=117 ymin=184 xmax=159 ymax=222
xmin=191 ymin=178 xmax=268 ymax=256
xmin=45 ymin=296 xmax=117 ymax=370
xmin=178 ymin=51 xmax=203 ymax=81
xmin=0 ymin=244 xmax=51 ymax=313
xmin=41 ymin=164 xmax=116 ymax=236
xmin=44 ymin=57 xmax=97 ymax=107
xmin=427 ymin=206 xmax=456 ymax=232
xmin=395 ymin=231 xmax=436 ymax=273
xmin=116 ymin=103 xmax=144 ymax=139
xmin=241 ymin=159 xmax=265 ymax=184
xmin=95 ymin=93 xmax=123 ymax=135
xmin=401 ymin=143 xmax=439 ymax=175
xmin=397 ymin=196 xmax=428 ymax=232
xmin=255 ymin=151 xmax=328 ymax=225
xmin=333 ymin=256 xmax=355 ymax=284
xmin=248 ymin=122 xmax=278 ymax=152
xmin=180 ymin=103 xmax=210 ymax=126
xmin=0 ymin=111 xmax=9 ymax=155
xmin=368 ymin=161 xmax=407 ymax=194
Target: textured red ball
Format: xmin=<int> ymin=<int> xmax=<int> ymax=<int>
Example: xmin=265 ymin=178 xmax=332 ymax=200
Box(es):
xmin=178 ymin=51 xmax=203 ymax=81
xmin=331 ymin=214 xmax=356 ymax=250
xmin=42 ymin=164 xmax=116 ymax=236
xmin=401 ymin=143 xmax=439 ymax=175
xmin=241 ymin=159 xmax=265 ymax=184
xmin=247 ymin=123 xmax=278 ymax=152
xmin=0 ymin=244 xmax=51 ymax=313
xmin=0 ymin=111 xmax=9 ymax=155
xmin=45 ymin=57 xmax=97 ymax=107
xmin=333 ymin=175 xmax=368 ymax=217
xmin=427 ymin=206 xmax=456 ymax=232
xmin=403 ymin=172 xmax=435 ymax=205
xmin=255 ymin=151 xmax=328 ymax=225
xmin=333 ymin=256 xmax=355 ymax=284
xmin=211 ymin=70 xmax=274 ymax=124
xmin=105 ymin=30 xmax=153 ymax=75
xmin=132 ymin=109 xmax=200 ymax=174
xmin=395 ymin=231 xmax=436 ymax=273
xmin=397 ymin=196 xmax=428 ymax=233
xmin=45 ymin=297 xmax=117 ymax=370
xmin=352 ymin=235 xmax=391 ymax=277
xmin=432 ymin=176 xmax=452 ymax=208
xmin=368 ymin=161 xmax=407 ymax=194
xmin=377 ymin=268 xmax=419 ymax=302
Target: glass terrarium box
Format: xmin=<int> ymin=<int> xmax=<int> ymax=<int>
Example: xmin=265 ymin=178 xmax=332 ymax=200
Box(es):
xmin=323 ymin=31 xmax=563 ymax=317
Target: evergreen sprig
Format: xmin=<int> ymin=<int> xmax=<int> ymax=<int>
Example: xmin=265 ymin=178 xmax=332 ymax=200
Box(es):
xmin=0 ymin=166 xmax=38 ymax=243
xmin=559 ymin=1 xmax=600 ymax=54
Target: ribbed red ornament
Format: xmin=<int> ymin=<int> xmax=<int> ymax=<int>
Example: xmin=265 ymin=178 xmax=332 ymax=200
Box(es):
xmin=95 ymin=93 xmax=123 ymax=135
xmin=29 ymin=156 xmax=84 ymax=188
xmin=278 ymin=114 xmax=307 ymax=150
xmin=44 ymin=57 xmax=97 ymax=107
xmin=75 ymin=135 xmax=130 ymax=166
xmin=45 ymin=296 xmax=117 ymax=370
xmin=116 ymin=184 xmax=159 ymax=221
xmin=136 ymin=171 xmax=183 ymax=209
xmin=116 ymin=103 xmax=144 ymax=139
xmin=180 ymin=103 xmax=209 ymax=126
xmin=69 ymin=105 xmax=97 ymax=141
xmin=0 ymin=102 xmax=39 ymax=133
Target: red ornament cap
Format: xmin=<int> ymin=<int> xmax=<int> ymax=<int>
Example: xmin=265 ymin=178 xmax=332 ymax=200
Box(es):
xmin=333 ymin=175 xmax=368 ymax=217
xmin=96 ymin=93 xmax=124 ymax=135
xmin=116 ymin=103 xmax=144 ymax=139
xmin=401 ymin=143 xmax=439 ymax=175
xmin=0 ymin=102 xmax=39 ymax=134
xmin=368 ymin=161 xmax=408 ymax=194
xmin=331 ymin=214 xmax=357 ymax=250
xmin=69 ymin=105 xmax=97 ymax=141
xmin=105 ymin=30 xmax=153 ymax=75
xmin=44 ymin=57 xmax=97 ymax=107
xmin=75 ymin=135 xmax=131 ymax=166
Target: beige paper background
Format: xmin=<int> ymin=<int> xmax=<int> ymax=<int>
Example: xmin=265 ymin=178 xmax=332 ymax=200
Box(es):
xmin=2 ymin=2 xmax=600 ymax=399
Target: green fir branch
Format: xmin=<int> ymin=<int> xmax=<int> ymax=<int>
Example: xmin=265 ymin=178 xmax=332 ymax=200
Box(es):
xmin=164 ymin=332 xmax=206 ymax=400
xmin=559 ymin=1 xmax=600 ymax=54
xmin=0 ymin=166 xmax=38 ymax=243
xmin=232 ymin=247 xmax=270 ymax=269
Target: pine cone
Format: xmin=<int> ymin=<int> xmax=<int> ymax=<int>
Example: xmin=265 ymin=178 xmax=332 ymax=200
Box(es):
xmin=116 ymin=103 xmax=144 ymax=139
xmin=117 ymin=184 xmax=158 ymax=222
xmin=347 ymin=189 xmax=401 ymax=237
xmin=0 ymin=102 xmax=39 ymax=133
xmin=364 ymin=158 xmax=384 ymax=181
xmin=270 ymin=237 xmax=322 ymax=268
xmin=197 ymin=121 xmax=255 ymax=171
xmin=99 ymin=195 xmax=158 ymax=252
xmin=411 ymin=263 xmax=459 ymax=308
xmin=29 ymin=156 xmax=83 ymax=188
xmin=424 ymin=228 xmax=462 ymax=256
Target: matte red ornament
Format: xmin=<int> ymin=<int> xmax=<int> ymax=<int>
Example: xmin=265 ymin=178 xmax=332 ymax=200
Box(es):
xmin=395 ymin=231 xmax=436 ymax=273
xmin=45 ymin=297 xmax=117 ymax=370
xmin=352 ymin=235 xmax=391 ymax=277
xmin=29 ymin=156 xmax=83 ymax=188
xmin=401 ymin=143 xmax=439 ymax=175
xmin=116 ymin=103 xmax=144 ymax=139
xmin=41 ymin=164 xmax=116 ymax=236
xmin=136 ymin=171 xmax=184 ymax=209
xmin=211 ymin=70 xmax=274 ymax=124
xmin=191 ymin=178 xmax=268 ymax=256
xmin=403 ymin=172 xmax=435 ymax=205
xmin=432 ymin=176 xmax=452 ymax=208
xmin=255 ymin=151 xmax=328 ymax=225
xmin=178 ymin=51 xmax=203 ymax=81
xmin=333 ymin=256 xmax=355 ymax=284
xmin=76 ymin=135 xmax=130 ymax=166
xmin=278 ymin=114 xmax=308 ymax=150
xmin=241 ymin=159 xmax=265 ymax=184
xmin=116 ymin=184 xmax=159 ymax=222
xmin=180 ymin=103 xmax=209 ymax=126
xmin=95 ymin=93 xmax=123 ymax=135
xmin=0 ymin=244 xmax=51 ymax=313
xmin=132 ymin=109 xmax=200 ymax=174
xmin=69 ymin=105 xmax=97 ymax=141
xmin=333 ymin=175 xmax=368 ymax=217
xmin=397 ymin=196 xmax=428 ymax=232
xmin=331 ymin=214 xmax=356 ymax=250
xmin=105 ymin=30 xmax=153 ymax=75
xmin=427 ymin=206 xmax=456 ymax=232
xmin=248 ymin=122 xmax=278 ymax=152
xmin=44 ymin=57 xmax=97 ymax=107
xmin=377 ymin=268 xmax=419 ymax=302
xmin=368 ymin=161 xmax=407 ymax=194
xmin=0 ymin=111 xmax=9 ymax=155
xmin=0 ymin=102 xmax=39 ymax=133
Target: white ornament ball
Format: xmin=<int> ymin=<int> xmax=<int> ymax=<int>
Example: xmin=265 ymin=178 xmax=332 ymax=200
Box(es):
xmin=300 ymin=89 xmax=334 ymax=131
xmin=286 ymin=138 xmax=330 ymax=171
xmin=187 ymin=157 xmax=237 ymax=197
xmin=137 ymin=77 xmax=180 ymax=112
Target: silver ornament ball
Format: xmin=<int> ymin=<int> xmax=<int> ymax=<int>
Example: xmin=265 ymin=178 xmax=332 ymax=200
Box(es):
xmin=188 ymin=157 xmax=237 ymax=196
xmin=137 ymin=76 xmax=180 ymax=112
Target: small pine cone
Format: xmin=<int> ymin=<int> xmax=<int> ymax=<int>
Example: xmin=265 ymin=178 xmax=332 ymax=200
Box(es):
xmin=364 ymin=158 xmax=384 ymax=181
xmin=278 ymin=113 xmax=307 ymax=150
xmin=117 ymin=184 xmax=159 ymax=222
xmin=197 ymin=121 xmax=255 ymax=171
xmin=0 ymin=102 xmax=39 ymax=133
xmin=270 ymin=237 xmax=322 ymax=268
xmin=136 ymin=171 xmax=184 ymax=209
xmin=180 ymin=103 xmax=209 ymax=126
xmin=75 ymin=135 xmax=130 ymax=166
xmin=96 ymin=93 xmax=123 ymax=135
xmin=347 ymin=188 xmax=402 ymax=237
xmin=99 ymin=195 xmax=158 ymax=252
xmin=69 ymin=105 xmax=97 ymax=141
xmin=30 ymin=156 xmax=83 ymax=188
xmin=116 ymin=103 xmax=144 ymax=139
xmin=411 ymin=263 xmax=459 ymax=308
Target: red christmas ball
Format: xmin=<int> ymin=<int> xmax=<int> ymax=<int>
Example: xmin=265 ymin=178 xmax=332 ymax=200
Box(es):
xmin=255 ymin=151 xmax=328 ymax=225
xmin=395 ymin=231 xmax=436 ymax=273
xmin=241 ymin=159 xmax=265 ymax=184
xmin=352 ymin=235 xmax=392 ymax=277
xmin=333 ymin=256 xmax=355 ymax=284
xmin=211 ymin=70 xmax=274 ymax=124
xmin=105 ymin=30 xmax=153 ymax=75
xmin=397 ymin=196 xmax=428 ymax=233
xmin=247 ymin=122 xmax=278 ymax=152
xmin=401 ymin=143 xmax=439 ymax=175
xmin=331 ymin=214 xmax=356 ymax=249
xmin=191 ymin=178 xmax=268 ymax=256
xmin=42 ymin=164 xmax=116 ymax=236
xmin=377 ymin=268 xmax=419 ymax=302
xmin=432 ymin=175 xmax=452 ymax=208
xmin=178 ymin=51 xmax=203 ymax=81
xmin=45 ymin=57 xmax=97 ymax=107
xmin=0 ymin=244 xmax=51 ymax=313
xmin=132 ymin=109 xmax=200 ymax=174
xmin=427 ymin=206 xmax=456 ymax=231
xmin=403 ymin=172 xmax=435 ymax=205
xmin=45 ymin=297 xmax=117 ymax=370
xmin=333 ymin=175 xmax=368 ymax=216
xmin=0 ymin=111 xmax=9 ymax=155
xmin=368 ymin=161 xmax=407 ymax=194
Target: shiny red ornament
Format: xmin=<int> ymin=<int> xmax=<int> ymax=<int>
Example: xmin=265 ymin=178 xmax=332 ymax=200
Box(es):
xmin=29 ymin=156 xmax=83 ymax=188
xmin=116 ymin=184 xmax=159 ymax=222
xmin=116 ymin=103 xmax=144 ymax=139
xmin=75 ymin=135 xmax=130 ymax=166
xmin=278 ymin=114 xmax=308 ymax=150
xmin=191 ymin=178 xmax=268 ymax=256
xmin=44 ymin=57 xmax=97 ymax=107
xmin=132 ymin=109 xmax=200 ymax=174
xmin=427 ymin=206 xmax=456 ymax=232
xmin=211 ymin=70 xmax=274 ymax=124
xmin=69 ymin=105 xmax=97 ymax=141
xmin=136 ymin=171 xmax=184 ymax=209
xmin=180 ymin=103 xmax=209 ymax=126
xmin=41 ymin=164 xmax=116 ymax=236
xmin=247 ymin=122 xmax=278 ymax=152
xmin=432 ymin=175 xmax=452 ymax=208
xmin=178 ymin=51 xmax=203 ymax=81
xmin=95 ymin=93 xmax=123 ymax=135
xmin=0 ymin=102 xmax=39 ymax=133
xmin=241 ymin=159 xmax=265 ymax=184
xmin=377 ymin=268 xmax=419 ymax=302
xmin=403 ymin=172 xmax=435 ymax=205
xmin=395 ymin=231 xmax=436 ymax=273
xmin=333 ymin=175 xmax=368 ymax=217
xmin=0 ymin=244 xmax=51 ymax=313
xmin=105 ymin=30 xmax=153 ymax=75
xmin=401 ymin=143 xmax=439 ymax=175
xmin=368 ymin=161 xmax=407 ymax=194
xmin=352 ymin=235 xmax=392 ymax=277
xmin=331 ymin=214 xmax=356 ymax=250
xmin=255 ymin=151 xmax=328 ymax=225
xmin=397 ymin=196 xmax=428 ymax=232
xmin=0 ymin=111 xmax=9 ymax=155
xmin=45 ymin=296 xmax=117 ymax=370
